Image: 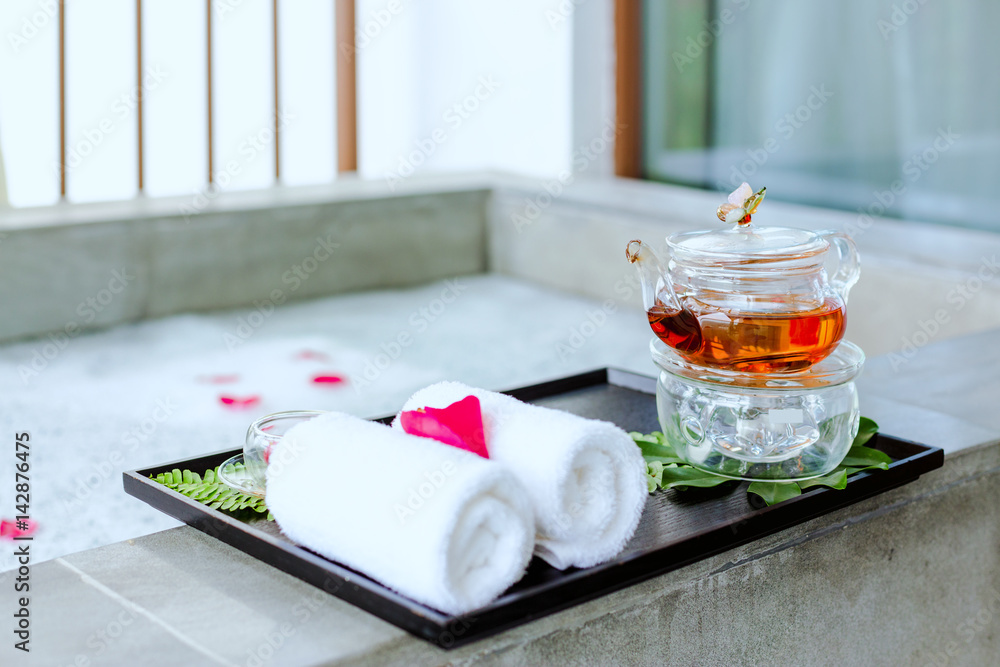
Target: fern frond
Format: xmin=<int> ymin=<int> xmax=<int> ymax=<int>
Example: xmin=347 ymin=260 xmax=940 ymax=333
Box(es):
xmin=152 ymin=464 xmax=273 ymax=522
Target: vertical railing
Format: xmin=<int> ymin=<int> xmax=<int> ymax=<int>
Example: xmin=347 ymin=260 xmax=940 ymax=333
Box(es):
xmin=336 ymin=0 xmax=357 ymax=172
xmin=58 ymin=0 xmax=66 ymax=199
xmin=273 ymin=0 xmax=281 ymax=181
xmin=136 ymin=0 xmax=144 ymax=193
xmin=206 ymin=0 xmax=214 ymax=185
xmin=52 ymin=0 xmax=357 ymax=201
xmin=614 ymin=0 xmax=643 ymax=178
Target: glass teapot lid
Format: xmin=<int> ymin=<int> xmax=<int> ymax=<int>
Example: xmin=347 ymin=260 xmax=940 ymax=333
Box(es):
xmin=668 ymin=225 xmax=829 ymax=263
xmin=668 ymin=183 xmax=829 ymax=265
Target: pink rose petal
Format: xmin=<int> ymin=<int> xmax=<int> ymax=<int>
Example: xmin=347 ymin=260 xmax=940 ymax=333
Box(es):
xmin=197 ymin=374 xmax=240 ymax=384
xmin=219 ymin=395 xmax=261 ymax=409
xmin=400 ymin=395 xmax=489 ymax=459
xmin=296 ymin=350 xmax=331 ymax=362
xmin=0 ymin=518 xmax=38 ymax=540
xmin=312 ymin=374 xmax=346 ymax=386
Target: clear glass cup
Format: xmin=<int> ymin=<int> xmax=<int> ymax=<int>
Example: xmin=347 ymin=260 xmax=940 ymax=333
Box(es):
xmin=243 ymin=410 xmax=326 ymax=492
xmin=651 ymin=338 xmax=864 ymax=481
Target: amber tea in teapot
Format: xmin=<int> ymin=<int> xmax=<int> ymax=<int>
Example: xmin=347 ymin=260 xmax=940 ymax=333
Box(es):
xmin=646 ymin=297 xmax=845 ymax=373
xmin=628 ymin=184 xmax=859 ymax=373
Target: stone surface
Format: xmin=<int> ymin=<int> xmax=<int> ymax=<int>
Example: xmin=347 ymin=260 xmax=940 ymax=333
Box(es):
xmin=2 ymin=432 xmax=996 ymax=666
xmin=0 ymin=558 xmax=216 ymax=666
xmin=1 ymin=321 xmax=999 ymax=665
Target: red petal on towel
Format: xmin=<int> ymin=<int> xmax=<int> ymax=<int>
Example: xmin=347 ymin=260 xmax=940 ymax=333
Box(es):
xmin=311 ymin=374 xmax=346 ymax=386
xmin=295 ymin=349 xmax=331 ymax=362
xmin=0 ymin=518 xmax=38 ymax=539
xmin=219 ymin=394 xmax=260 ymax=409
xmin=197 ymin=374 xmax=240 ymax=384
xmin=400 ymin=395 xmax=489 ymax=458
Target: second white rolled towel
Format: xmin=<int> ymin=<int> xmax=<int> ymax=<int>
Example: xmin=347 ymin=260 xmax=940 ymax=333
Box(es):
xmin=266 ymin=412 xmax=535 ymax=615
xmin=393 ymin=382 xmax=648 ymax=570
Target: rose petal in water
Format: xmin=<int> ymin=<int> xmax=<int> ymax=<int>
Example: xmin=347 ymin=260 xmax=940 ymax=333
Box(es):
xmin=219 ymin=395 xmax=261 ymax=409
xmin=312 ymin=374 xmax=346 ymax=386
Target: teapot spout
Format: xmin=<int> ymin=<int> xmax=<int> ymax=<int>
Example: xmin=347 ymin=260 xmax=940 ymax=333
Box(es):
xmin=625 ymin=239 xmax=679 ymax=311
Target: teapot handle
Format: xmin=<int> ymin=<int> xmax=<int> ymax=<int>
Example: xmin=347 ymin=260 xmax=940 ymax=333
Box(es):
xmin=821 ymin=231 xmax=861 ymax=303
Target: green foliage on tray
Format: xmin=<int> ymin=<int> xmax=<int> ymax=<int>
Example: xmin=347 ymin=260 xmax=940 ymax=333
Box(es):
xmin=152 ymin=465 xmax=273 ymax=522
xmin=633 ymin=417 xmax=888 ymax=507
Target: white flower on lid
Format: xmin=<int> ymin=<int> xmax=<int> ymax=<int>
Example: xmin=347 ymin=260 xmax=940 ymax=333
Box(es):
xmin=717 ymin=182 xmax=766 ymax=226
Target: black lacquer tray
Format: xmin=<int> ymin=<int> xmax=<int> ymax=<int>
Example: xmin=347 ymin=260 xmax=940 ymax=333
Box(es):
xmin=123 ymin=368 xmax=944 ymax=648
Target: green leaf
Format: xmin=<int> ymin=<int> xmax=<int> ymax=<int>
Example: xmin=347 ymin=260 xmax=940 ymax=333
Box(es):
xmin=747 ymin=481 xmax=801 ymax=506
xmin=840 ymin=444 xmax=892 ymax=468
xmin=840 ymin=462 xmax=890 ymax=476
xmin=798 ymin=469 xmax=847 ymax=491
xmin=659 ymin=466 xmax=732 ymax=490
xmin=632 ymin=431 xmax=688 ymax=467
xmin=853 ymin=417 xmax=878 ymax=447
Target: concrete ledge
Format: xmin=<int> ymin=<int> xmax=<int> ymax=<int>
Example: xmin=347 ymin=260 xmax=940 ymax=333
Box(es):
xmin=0 ymin=184 xmax=489 ymax=342
xmin=4 ymin=433 xmax=995 ymax=666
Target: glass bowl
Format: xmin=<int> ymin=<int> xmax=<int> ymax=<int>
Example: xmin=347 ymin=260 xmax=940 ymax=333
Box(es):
xmin=233 ymin=410 xmax=326 ymax=496
xmin=651 ymin=338 xmax=864 ymax=481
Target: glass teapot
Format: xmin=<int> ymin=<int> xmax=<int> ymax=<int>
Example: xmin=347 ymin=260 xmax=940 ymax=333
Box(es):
xmin=626 ymin=185 xmax=860 ymax=373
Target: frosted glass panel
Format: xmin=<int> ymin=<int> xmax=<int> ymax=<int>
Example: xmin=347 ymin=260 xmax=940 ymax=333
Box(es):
xmin=278 ymin=0 xmax=336 ymax=186
xmin=144 ymin=0 xmax=208 ymax=198
xmin=0 ymin=0 xmax=62 ymax=207
xmin=65 ymin=0 xmax=138 ymax=203
xmin=643 ymin=0 xmax=1000 ymax=231
xmin=213 ymin=0 xmax=274 ymax=191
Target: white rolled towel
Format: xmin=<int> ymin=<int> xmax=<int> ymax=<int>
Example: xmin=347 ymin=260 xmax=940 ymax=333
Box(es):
xmin=266 ymin=412 xmax=535 ymax=615
xmin=393 ymin=382 xmax=647 ymax=570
